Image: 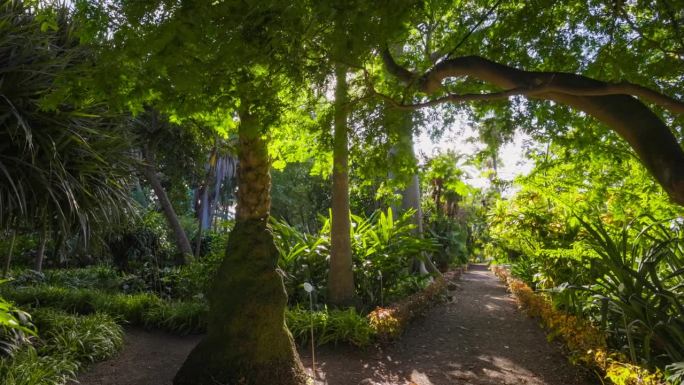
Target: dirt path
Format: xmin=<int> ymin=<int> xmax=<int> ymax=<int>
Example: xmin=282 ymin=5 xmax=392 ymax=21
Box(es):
xmin=74 ymin=265 xmax=596 ymax=385
xmin=70 ymin=329 xmax=202 ymax=385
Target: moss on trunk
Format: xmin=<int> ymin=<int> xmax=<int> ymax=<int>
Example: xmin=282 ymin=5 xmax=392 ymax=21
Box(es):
xmin=174 ymin=219 xmax=306 ymax=385
xmin=174 ymin=103 xmax=306 ymax=385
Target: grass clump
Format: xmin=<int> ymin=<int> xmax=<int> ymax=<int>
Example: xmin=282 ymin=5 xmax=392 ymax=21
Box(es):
xmin=143 ymin=301 xmax=208 ymax=334
xmin=286 ymin=306 xmax=373 ymax=347
xmin=0 ymin=309 xmax=123 ymax=385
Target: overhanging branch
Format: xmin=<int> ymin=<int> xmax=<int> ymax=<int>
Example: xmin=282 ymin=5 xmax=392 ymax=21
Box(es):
xmin=380 ymin=50 xmax=684 ymax=205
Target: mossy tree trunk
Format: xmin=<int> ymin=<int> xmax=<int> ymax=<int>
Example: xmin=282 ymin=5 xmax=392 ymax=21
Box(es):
xmin=174 ymin=105 xmax=306 ymax=385
xmin=328 ymin=64 xmax=357 ymax=307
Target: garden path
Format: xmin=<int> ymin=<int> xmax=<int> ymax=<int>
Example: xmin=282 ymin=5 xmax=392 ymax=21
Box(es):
xmin=73 ymin=265 xmax=596 ymax=385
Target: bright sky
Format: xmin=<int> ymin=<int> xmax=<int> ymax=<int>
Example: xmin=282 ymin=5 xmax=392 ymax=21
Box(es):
xmin=414 ymin=115 xmax=535 ymax=192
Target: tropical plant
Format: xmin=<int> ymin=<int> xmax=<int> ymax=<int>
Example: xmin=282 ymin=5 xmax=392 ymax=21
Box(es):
xmin=577 ymin=218 xmax=684 ymax=370
xmin=0 ymin=1 xmax=135 ymax=271
xmin=0 ymin=287 xmax=35 ymax=357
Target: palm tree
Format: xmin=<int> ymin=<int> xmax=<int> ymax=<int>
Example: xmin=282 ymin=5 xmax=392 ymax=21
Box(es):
xmin=0 ymin=1 xmax=135 ymax=270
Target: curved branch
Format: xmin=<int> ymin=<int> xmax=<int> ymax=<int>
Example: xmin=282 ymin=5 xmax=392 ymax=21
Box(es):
xmin=381 ymin=47 xmax=417 ymax=85
xmin=381 ymin=52 xmax=684 ymax=205
xmin=417 ymin=56 xmax=684 ymax=114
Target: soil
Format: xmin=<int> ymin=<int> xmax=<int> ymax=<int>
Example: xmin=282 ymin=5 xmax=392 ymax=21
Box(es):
xmin=73 ymin=265 xmax=597 ymax=385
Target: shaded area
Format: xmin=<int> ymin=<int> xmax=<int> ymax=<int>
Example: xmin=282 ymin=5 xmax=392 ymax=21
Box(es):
xmin=74 ymin=265 xmax=596 ymax=385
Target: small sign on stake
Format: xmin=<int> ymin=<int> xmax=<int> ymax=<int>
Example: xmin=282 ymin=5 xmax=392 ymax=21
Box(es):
xmin=304 ymin=282 xmax=315 ymax=383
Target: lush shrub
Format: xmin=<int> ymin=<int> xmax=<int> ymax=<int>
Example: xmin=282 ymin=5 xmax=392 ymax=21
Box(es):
xmin=271 ymin=217 xmax=330 ymax=305
xmin=92 ymin=292 xmax=163 ymax=325
xmin=426 ymin=214 xmax=469 ymax=269
xmin=577 ymin=219 xmax=684 ymax=370
xmin=286 ymin=306 xmax=373 ymax=347
xmin=274 ymin=209 xmax=439 ymax=308
xmin=42 ymin=266 xmax=122 ymax=291
xmin=0 ymin=346 xmax=78 ymax=385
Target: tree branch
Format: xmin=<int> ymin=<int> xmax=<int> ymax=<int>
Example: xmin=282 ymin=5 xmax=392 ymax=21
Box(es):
xmin=416 ymin=56 xmax=684 ymax=115
xmin=380 ymin=51 xmax=684 ymax=205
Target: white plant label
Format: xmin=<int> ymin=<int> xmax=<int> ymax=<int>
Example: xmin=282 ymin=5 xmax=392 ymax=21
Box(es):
xmin=303 ymin=282 xmax=314 ymax=293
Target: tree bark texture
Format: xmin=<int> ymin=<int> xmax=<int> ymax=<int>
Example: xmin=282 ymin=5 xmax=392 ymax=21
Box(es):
xmin=174 ymin=106 xmax=306 ymax=385
xmin=382 ymin=52 xmax=684 ymax=205
xmin=328 ymin=64 xmax=357 ymax=307
xmin=141 ymin=146 xmax=193 ymax=263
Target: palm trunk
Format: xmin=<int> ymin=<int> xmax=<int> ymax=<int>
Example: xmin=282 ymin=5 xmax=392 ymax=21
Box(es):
xmin=142 ymin=146 xmax=193 ymax=264
xmin=328 ymin=64 xmax=356 ymax=307
xmin=174 ymin=104 xmax=306 ymax=385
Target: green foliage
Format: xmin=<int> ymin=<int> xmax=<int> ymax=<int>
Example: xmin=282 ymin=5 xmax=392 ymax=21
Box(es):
xmin=0 ymin=283 xmax=35 ymax=357
xmin=273 ymin=209 xmax=438 ymax=307
xmin=485 ymin=142 xmax=684 ymax=375
xmin=0 ymin=309 xmax=122 ymax=385
xmin=271 ymin=217 xmax=330 ymax=305
xmin=286 ymin=306 xmax=373 ymax=348
xmin=426 ymin=214 xmax=470 ymax=269
xmin=578 ymin=219 xmax=684 ymax=369
xmin=143 ymin=301 xmax=208 ymax=335
xmin=33 ymin=309 xmax=123 ymax=363
xmin=0 ymin=0 xmax=135 ymax=239
xmin=0 ymin=284 xmax=206 ymax=335
xmin=347 ymin=209 xmax=439 ymax=306
xmin=0 ymin=346 xmax=78 ymax=385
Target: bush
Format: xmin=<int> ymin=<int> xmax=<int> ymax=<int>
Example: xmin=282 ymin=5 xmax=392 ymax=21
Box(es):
xmin=43 ymin=266 xmax=122 ymax=292
xmin=273 ymin=209 xmax=439 ymax=308
xmin=0 ymin=346 xmax=78 ymax=385
xmin=286 ymin=306 xmax=373 ymax=347
xmin=0 ymin=284 xmax=206 ymax=334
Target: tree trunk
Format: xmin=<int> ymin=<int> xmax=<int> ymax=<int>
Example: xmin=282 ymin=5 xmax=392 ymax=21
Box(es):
xmin=34 ymin=225 xmax=48 ymax=272
xmin=3 ymin=230 xmax=15 ymax=277
xmin=141 ymin=146 xmax=193 ymax=264
xmin=328 ymin=64 xmax=357 ymax=307
xmin=394 ymin=111 xmax=440 ymax=275
xmin=174 ymin=105 xmax=306 ymax=385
